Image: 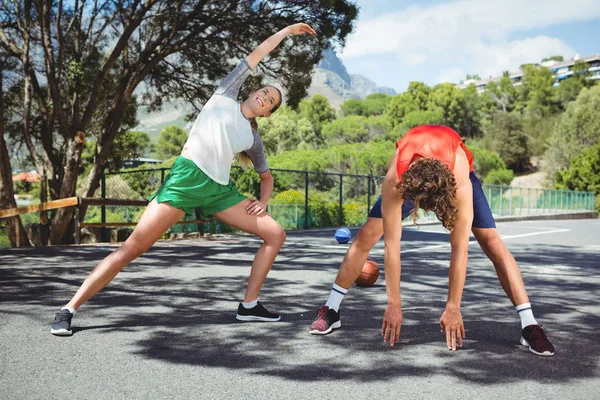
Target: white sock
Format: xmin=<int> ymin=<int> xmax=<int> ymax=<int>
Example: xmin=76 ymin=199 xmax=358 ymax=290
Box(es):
xmin=325 ymin=283 xmax=348 ymax=312
xmin=515 ymin=303 xmax=537 ymax=329
xmin=242 ymin=299 xmax=258 ymax=309
xmin=61 ymin=307 xmax=76 ymax=314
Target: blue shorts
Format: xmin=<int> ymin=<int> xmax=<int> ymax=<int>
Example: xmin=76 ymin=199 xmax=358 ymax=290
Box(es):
xmin=367 ymin=172 xmax=496 ymax=229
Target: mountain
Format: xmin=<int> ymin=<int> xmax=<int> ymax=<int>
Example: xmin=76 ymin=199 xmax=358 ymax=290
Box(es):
xmin=306 ymin=48 xmax=396 ymax=109
xmin=135 ymin=49 xmax=396 ymax=136
xmin=135 ymin=102 xmax=191 ymax=143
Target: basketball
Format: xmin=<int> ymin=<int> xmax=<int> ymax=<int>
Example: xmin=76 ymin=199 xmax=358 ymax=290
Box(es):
xmin=355 ymin=259 xmax=379 ymax=287
xmin=334 ymin=227 xmax=351 ymax=244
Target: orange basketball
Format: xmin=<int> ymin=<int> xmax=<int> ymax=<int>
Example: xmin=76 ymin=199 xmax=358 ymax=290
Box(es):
xmin=355 ymin=259 xmax=379 ymax=287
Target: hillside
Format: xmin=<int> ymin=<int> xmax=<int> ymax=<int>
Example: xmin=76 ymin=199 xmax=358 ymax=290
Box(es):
xmin=306 ymin=48 xmax=396 ymax=109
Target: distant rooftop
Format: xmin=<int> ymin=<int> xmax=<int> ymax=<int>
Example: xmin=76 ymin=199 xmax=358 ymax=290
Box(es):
xmin=456 ymin=53 xmax=600 ymax=91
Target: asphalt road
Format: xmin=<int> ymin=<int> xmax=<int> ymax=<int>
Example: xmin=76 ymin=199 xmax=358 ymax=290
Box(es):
xmin=1 ymin=218 xmax=599 ymax=399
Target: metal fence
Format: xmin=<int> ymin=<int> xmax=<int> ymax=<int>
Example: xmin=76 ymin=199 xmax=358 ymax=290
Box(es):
xmin=1 ymin=166 xmax=596 ymax=247
xmin=91 ymin=166 xmax=595 ymax=233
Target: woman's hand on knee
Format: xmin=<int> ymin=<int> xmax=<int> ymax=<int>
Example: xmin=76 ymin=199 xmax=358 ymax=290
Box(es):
xmin=246 ymin=198 xmax=267 ymax=216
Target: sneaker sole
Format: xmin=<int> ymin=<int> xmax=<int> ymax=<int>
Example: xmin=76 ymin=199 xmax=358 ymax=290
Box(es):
xmin=309 ymin=320 xmax=341 ymax=335
xmin=520 ymin=337 xmax=554 ymax=356
xmin=236 ymin=314 xmax=281 ymax=322
xmin=51 ymin=328 xmax=73 ymax=336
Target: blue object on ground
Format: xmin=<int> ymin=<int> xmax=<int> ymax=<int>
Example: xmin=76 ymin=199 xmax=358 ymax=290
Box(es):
xmin=335 ymin=227 xmax=351 ymax=244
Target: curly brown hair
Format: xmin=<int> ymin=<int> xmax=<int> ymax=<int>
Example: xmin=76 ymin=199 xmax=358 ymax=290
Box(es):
xmin=397 ymin=158 xmax=458 ymax=231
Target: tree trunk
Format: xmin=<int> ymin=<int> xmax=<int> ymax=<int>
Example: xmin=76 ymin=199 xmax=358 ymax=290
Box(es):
xmin=48 ymin=132 xmax=85 ymax=244
xmin=0 ymin=65 xmax=30 ymax=247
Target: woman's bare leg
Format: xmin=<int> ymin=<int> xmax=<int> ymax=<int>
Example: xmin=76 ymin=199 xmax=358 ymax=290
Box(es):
xmin=213 ymin=200 xmax=286 ymax=302
xmin=65 ymin=200 xmax=185 ymax=310
xmin=472 ymin=227 xmax=529 ymax=306
xmin=333 ymin=217 xmax=383 ymax=289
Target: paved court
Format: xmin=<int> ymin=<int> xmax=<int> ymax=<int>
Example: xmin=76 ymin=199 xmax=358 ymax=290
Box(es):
xmin=1 ymin=218 xmax=599 ymax=399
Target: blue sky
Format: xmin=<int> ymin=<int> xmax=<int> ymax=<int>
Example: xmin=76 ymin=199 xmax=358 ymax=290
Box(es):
xmin=338 ymin=0 xmax=600 ymax=92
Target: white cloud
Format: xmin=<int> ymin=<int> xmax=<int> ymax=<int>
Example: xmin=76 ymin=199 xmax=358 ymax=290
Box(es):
xmin=342 ymin=0 xmax=599 ymax=83
xmin=471 ymin=36 xmax=575 ymax=79
xmin=437 ymin=67 xmax=467 ymax=84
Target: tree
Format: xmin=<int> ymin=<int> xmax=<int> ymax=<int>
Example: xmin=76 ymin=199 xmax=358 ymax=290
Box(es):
xmin=518 ymin=65 xmax=559 ymax=117
xmin=395 ymin=110 xmax=444 ymax=136
xmin=322 ymin=115 xmax=369 ymax=144
xmin=340 ymin=98 xmax=364 ymax=116
xmin=468 ymin=146 xmax=511 ymax=181
xmin=387 ymin=82 xmax=430 ymax=125
xmin=0 ymin=55 xmax=29 ymax=246
xmin=544 ymin=85 xmax=600 ymax=184
xmin=81 ymin=130 xmax=153 ymax=174
xmin=555 ymin=142 xmax=600 ymax=194
xmin=155 ymin=126 xmax=189 ymax=160
xmin=340 ymin=93 xmax=391 ymax=117
xmin=557 ymin=60 xmax=592 ymax=107
xmin=482 ymin=72 xmax=517 ymax=114
xmin=0 ymin=0 xmax=358 ymax=244
xmin=556 ymin=76 xmax=585 ymax=107
xmin=362 ymin=93 xmax=391 ymax=116
xmin=428 ymin=83 xmax=466 ymax=133
xmin=483 ymin=168 xmax=514 ymax=185
xmin=366 ymin=115 xmax=393 ymax=140
xmin=486 ymin=113 xmax=530 ymax=172
xmin=258 ymin=106 xmax=316 ymax=154
xmin=298 ymin=94 xmax=336 ymax=138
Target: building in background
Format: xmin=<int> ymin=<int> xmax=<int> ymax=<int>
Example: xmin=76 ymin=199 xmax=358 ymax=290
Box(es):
xmin=122 ymin=157 xmax=163 ymax=169
xmin=456 ymin=53 xmax=600 ymax=93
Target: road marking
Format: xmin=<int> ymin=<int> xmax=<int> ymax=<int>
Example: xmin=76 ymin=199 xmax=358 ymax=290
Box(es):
xmin=499 ymin=228 xmax=570 ymax=240
xmin=401 ymin=228 xmax=570 ymax=254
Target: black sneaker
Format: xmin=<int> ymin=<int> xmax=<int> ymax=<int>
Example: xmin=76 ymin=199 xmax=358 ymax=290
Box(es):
xmin=236 ymin=302 xmax=281 ymax=322
xmin=51 ymin=309 xmax=73 ymax=336
xmin=520 ymin=324 xmax=555 ymax=356
xmin=309 ymin=306 xmax=341 ymax=335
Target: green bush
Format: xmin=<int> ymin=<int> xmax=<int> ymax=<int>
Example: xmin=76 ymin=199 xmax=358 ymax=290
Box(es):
xmin=484 ymin=168 xmax=514 ymax=185
xmin=468 ymin=146 xmax=508 ymax=180
xmin=343 ymin=202 xmax=367 ymax=226
xmin=308 ymin=191 xmax=339 ymax=227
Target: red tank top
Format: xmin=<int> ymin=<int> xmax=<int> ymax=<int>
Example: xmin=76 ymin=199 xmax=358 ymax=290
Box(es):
xmin=395 ymin=125 xmax=473 ymax=180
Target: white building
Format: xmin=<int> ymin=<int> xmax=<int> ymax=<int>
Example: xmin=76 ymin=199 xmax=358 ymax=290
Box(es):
xmin=456 ymin=54 xmax=600 ymax=93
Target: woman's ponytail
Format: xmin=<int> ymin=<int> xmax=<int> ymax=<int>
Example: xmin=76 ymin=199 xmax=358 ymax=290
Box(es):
xmin=236 ymin=117 xmax=259 ymax=169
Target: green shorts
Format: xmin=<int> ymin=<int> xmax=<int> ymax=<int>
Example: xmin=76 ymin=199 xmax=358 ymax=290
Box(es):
xmin=148 ymin=156 xmax=247 ymax=217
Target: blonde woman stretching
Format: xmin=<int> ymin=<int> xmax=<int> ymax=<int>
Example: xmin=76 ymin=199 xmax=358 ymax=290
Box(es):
xmin=51 ymin=23 xmax=317 ymax=336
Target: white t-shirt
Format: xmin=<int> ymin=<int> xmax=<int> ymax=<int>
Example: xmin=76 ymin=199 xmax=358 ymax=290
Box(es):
xmin=183 ymin=60 xmax=269 ymax=185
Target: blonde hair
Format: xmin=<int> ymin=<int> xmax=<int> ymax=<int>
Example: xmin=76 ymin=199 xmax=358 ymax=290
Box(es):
xmin=236 ymin=117 xmax=259 ymax=169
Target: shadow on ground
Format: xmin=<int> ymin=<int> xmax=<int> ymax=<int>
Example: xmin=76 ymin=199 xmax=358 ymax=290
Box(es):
xmin=1 ymin=229 xmax=598 ymax=385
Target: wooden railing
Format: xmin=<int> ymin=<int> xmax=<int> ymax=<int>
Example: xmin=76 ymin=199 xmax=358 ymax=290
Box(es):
xmin=0 ymin=197 xmax=212 ymax=246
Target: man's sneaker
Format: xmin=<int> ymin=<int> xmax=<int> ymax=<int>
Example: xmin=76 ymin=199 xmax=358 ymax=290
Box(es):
xmin=51 ymin=309 xmax=73 ymax=336
xmin=236 ymin=302 xmax=281 ymax=322
xmin=520 ymin=324 xmax=554 ymax=356
xmin=309 ymin=306 xmax=341 ymax=335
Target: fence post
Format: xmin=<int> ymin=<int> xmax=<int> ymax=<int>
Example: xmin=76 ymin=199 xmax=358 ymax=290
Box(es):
xmin=75 ymin=203 xmax=80 ymax=245
xmin=519 ymin=187 xmax=522 ymax=216
xmin=40 ymin=174 xmax=48 ymax=246
xmin=304 ymin=171 xmax=309 ymax=229
xmin=101 ymin=174 xmax=108 ymax=242
xmin=509 ymin=187 xmax=513 ymax=216
xmin=367 ymin=174 xmax=372 ymax=216
xmin=499 ymin=187 xmax=503 ymax=216
xmin=161 ymin=168 xmax=165 ymax=185
xmin=338 ymin=174 xmax=343 ymax=226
